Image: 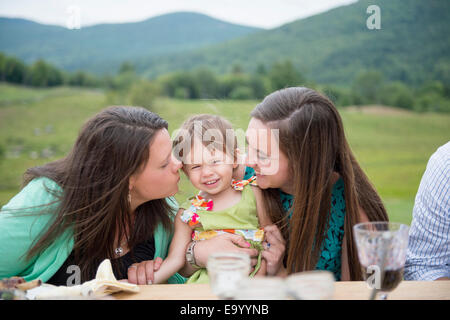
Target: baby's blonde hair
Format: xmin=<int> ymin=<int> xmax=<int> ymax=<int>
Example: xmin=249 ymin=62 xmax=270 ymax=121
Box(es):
xmin=173 ymin=114 xmax=238 ymax=165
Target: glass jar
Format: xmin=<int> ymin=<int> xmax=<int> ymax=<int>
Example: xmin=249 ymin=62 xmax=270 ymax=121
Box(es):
xmin=234 ymin=277 xmax=288 ymax=300
xmin=207 ymin=252 xmax=251 ymax=299
xmin=286 ymin=270 xmax=335 ymax=300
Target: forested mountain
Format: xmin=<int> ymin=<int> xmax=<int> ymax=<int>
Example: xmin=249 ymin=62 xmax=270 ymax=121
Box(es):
xmin=0 ymin=12 xmax=259 ymax=74
xmin=137 ymin=0 xmax=450 ymax=86
xmin=1 ymin=0 xmax=448 ymax=86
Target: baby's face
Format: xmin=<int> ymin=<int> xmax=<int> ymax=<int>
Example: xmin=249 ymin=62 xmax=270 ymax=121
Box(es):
xmin=183 ymin=140 xmax=237 ymax=195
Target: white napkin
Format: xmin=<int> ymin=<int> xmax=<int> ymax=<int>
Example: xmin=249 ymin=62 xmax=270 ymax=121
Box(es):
xmin=26 ymin=259 xmax=139 ymax=299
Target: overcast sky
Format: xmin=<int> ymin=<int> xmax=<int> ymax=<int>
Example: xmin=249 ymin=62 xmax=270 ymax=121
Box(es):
xmin=0 ymin=0 xmax=358 ymax=29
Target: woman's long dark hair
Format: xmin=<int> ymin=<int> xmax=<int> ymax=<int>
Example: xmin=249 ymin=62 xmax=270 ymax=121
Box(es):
xmin=23 ymin=106 xmax=172 ymax=281
xmin=251 ymin=87 xmax=388 ymax=280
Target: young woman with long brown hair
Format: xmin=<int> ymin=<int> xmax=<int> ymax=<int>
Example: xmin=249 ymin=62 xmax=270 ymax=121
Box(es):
xmin=0 ymin=106 xmax=186 ymax=285
xmin=184 ymin=87 xmax=389 ymax=281
xmin=243 ymin=86 xmax=389 ymax=280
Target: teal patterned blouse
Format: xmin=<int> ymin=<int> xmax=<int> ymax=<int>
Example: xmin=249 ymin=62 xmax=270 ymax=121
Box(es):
xmin=244 ymin=167 xmax=346 ymax=280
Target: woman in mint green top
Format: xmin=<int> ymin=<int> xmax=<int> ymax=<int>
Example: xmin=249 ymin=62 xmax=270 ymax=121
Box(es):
xmin=0 ymin=106 xmax=186 ymax=285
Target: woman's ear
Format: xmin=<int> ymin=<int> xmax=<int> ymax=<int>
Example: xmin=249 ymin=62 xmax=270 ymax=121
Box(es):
xmin=128 ymin=176 xmax=135 ymax=191
xmin=233 ymin=148 xmax=242 ymax=168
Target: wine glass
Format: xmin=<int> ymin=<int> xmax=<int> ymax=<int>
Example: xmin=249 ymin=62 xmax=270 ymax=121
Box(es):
xmin=353 ymin=222 xmax=409 ymax=300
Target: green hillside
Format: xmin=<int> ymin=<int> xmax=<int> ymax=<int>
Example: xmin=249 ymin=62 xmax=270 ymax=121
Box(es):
xmin=1 ymin=1 xmax=448 ymax=86
xmin=1 ymin=83 xmax=450 ymax=225
xmin=139 ymin=0 xmax=450 ymax=86
xmin=0 ymin=12 xmax=259 ymax=74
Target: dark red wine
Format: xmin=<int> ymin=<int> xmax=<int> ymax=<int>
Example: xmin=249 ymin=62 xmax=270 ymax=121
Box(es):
xmin=362 ymin=266 xmax=404 ymax=292
xmin=380 ymin=268 xmax=403 ymax=291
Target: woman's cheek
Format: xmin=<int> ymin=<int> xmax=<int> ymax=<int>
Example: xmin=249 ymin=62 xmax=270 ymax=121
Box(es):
xmin=255 ymin=174 xmax=269 ymax=189
xmin=259 ymin=163 xmax=276 ymax=176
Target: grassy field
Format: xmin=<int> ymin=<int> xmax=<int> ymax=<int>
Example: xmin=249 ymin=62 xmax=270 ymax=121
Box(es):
xmin=1 ymin=83 xmax=449 ymax=225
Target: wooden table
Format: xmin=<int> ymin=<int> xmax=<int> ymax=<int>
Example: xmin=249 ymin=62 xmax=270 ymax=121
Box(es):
xmin=113 ymin=281 xmax=450 ymax=300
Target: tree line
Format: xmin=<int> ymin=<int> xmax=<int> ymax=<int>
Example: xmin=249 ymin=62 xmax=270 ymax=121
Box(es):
xmin=1 ymin=52 xmax=449 ymax=113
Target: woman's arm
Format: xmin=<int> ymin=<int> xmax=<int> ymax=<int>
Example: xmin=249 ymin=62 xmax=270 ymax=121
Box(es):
xmin=151 ymin=209 xmax=193 ymax=284
xmin=252 ymin=186 xmax=286 ymax=276
xmin=252 ymin=186 xmax=273 ymax=277
xmin=0 ymin=177 xmax=68 ymax=282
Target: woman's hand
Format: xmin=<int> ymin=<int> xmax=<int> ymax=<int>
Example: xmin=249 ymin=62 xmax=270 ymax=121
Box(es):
xmin=261 ymin=224 xmax=286 ymax=276
xmin=194 ymin=233 xmax=259 ymax=269
xmin=127 ymin=257 xmax=163 ymax=285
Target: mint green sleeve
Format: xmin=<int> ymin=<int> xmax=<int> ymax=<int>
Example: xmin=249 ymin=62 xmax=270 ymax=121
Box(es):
xmin=0 ymin=185 xmax=185 ymax=284
xmin=0 ymin=177 xmax=73 ymax=282
xmin=153 ymin=196 xmax=187 ymax=284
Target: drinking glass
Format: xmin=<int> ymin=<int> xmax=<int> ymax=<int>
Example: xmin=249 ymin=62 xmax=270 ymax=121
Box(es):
xmin=353 ymin=222 xmax=409 ymax=300
xmin=207 ymin=252 xmax=251 ymax=299
xmin=234 ymin=277 xmax=288 ymax=300
xmin=286 ymin=270 xmax=335 ymax=300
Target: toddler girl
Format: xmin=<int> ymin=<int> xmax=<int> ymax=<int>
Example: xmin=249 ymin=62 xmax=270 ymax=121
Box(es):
xmin=151 ymin=114 xmax=271 ymax=284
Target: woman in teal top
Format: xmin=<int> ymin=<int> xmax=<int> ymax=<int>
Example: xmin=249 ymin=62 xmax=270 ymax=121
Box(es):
xmin=0 ymin=106 xmax=186 ymax=285
xmin=243 ymin=166 xmax=346 ymax=280
xmin=243 ymin=87 xmax=389 ymax=281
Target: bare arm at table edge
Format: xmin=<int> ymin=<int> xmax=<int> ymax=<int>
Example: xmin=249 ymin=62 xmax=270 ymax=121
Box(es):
xmin=152 ymin=209 xmax=191 ymax=284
